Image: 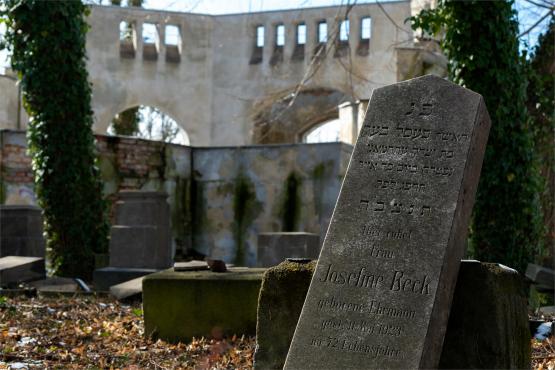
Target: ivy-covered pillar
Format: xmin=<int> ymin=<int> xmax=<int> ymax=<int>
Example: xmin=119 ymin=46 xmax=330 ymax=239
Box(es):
xmin=2 ymin=1 xmax=109 ymax=279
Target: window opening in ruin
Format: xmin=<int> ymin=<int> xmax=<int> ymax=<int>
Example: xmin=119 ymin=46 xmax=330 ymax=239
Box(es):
xmin=108 ymin=105 xmax=190 ymax=145
xmin=165 ymin=25 xmax=180 ymax=46
xmin=361 ymin=17 xmax=371 ymax=40
xmin=318 ymin=21 xmax=327 ymax=43
xmin=276 ymin=24 xmax=285 ymax=46
xmin=0 ymin=22 xmax=8 ymax=74
xmin=339 ymin=19 xmax=349 ymax=41
xmin=297 ymin=24 xmax=306 ymax=45
xmin=256 ymin=26 xmax=265 ymax=47
xmin=119 ymin=20 xmax=133 ymax=41
xmin=119 ymin=20 xmax=135 ymax=59
xmin=302 ymin=118 xmax=341 ymax=143
xmin=142 ymin=23 xmax=158 ymax=44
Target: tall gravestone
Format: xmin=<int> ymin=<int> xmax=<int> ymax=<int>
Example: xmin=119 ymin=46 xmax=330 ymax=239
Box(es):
xmin=284 ymin=75 xmax=491 ymax=369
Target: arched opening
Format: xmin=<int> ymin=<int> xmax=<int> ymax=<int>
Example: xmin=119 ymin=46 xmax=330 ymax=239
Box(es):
xmin=301 ymin=118 xmax=342 ymax=143
xmin=251 ymin=87 xmax=354 ymax=144
xmin=107 ymin=105 xmax=190 ymax=145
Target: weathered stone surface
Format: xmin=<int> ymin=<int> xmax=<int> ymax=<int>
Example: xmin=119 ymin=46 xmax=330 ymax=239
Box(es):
xmin=257 ymin=232 xmax=320 ymax=267
xmin=439 ymin=261 xmax=530 ymax=369
xmin=0 ymin=205 xmax=45 ymax=258
xmin=173 ymin=261 xmax=209 ymax=271
xmin=110 ymin=276 xmax=144 ymax=301
xmin=143 ymin=268 xmax=265 ymax=343
xmin=526 ymin=263 xmax=554 ymax=292
xmin=93 ymin=267 xmax=156 ymax=292
xmin=256 ymin=260 xmax=530 ymax=369
xmin=254 ymin=259 xmax=317 ymax=370
xmin=285 ymin=75 xmax=491 ymax=369
xmin=109 ymin=226 xmax=171 ymax=269
xmin=109 ymin=191 xmax=172 ymax=269
xmin=0 ymin=256 xmax=45 ymax=287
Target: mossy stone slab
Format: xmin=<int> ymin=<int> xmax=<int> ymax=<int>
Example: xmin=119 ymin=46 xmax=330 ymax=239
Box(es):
xmin=143 ymin=268 xmax=265 ymax=343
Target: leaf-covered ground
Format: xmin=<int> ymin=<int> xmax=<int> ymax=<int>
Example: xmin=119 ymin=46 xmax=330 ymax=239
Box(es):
xmin=1 ymin=294 xmax=552 ymax=369
xmin=533 ymin=336 xmax=555 ymax=370
xmin=0 ymin=295 xmax=254 ymax=369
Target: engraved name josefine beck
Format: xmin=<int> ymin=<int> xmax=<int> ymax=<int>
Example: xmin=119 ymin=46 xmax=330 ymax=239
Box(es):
xmin=284 ymin=75 xmax=491 ymax=370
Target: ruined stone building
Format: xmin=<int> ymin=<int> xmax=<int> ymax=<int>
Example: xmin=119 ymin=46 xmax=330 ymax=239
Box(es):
xmin=0 ymin=0 xmax=442 ymax=145
xmin=0 ymin=1 xmax=444 ymax=264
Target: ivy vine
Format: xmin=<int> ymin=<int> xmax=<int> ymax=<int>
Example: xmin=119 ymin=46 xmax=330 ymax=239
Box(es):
xmin=411 ymin=0 xmax=544 ymax=272
xmin=1 ymin=1 xmax=109 ymax=279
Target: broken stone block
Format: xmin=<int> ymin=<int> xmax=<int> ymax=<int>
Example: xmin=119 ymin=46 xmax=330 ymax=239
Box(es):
xmin=143 ymin=267 xmax=265 ymax=343
xmin=439 ymin=261 xmax=530 ymax=369
xmin=0 ymin=256 xmax=45 ymax=287
xmin=254 ymin=259 xmax=316 ymax=370
xmin=254 ymin=260 xmax=530 ymax=369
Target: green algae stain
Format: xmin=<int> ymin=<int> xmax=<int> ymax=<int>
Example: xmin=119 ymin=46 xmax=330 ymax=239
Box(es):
xmin=280 ymin=172 xmax=302 ymax=232
xmin=232 ymin=174 xmax=262 ymax=265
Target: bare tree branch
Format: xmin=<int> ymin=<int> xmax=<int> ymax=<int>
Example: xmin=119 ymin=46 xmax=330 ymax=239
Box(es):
xmin=519 ymin=9 xmax=554 ymax=37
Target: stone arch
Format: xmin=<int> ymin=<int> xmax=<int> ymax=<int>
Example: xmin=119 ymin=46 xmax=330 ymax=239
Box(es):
xmin=251 ymin=86 xmax=355 ymax=144
xmin=104 ymin=103 xmax=190 ymax=145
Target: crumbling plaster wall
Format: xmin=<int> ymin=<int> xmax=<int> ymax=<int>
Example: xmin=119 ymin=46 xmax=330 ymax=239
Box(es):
xmin=0 ymin=129 xmax=351 ymax=266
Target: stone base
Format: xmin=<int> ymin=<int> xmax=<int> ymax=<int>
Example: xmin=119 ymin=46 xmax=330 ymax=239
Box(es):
xmin=93 ymin=267 xmax=156 ymax=292
xmin=0 ymin=256 xmax=45 ymax=287
xmin=254 ymin=260 xmax=530 ymax=370
xmin=143 ymin=267 xmax=265 ymax=343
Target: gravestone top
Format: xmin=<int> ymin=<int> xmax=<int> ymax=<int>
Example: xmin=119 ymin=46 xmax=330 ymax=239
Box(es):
xmin=284 ymin=75 xmax=491 ymax=369
xmin=117 ymin=191 xmax=168 ymax=200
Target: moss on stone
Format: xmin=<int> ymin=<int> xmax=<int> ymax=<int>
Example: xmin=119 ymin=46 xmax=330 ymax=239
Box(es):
xmin=254 ymin=261 xmax=530 ymax=369
xmin=232 ymin=174 xmax=262 ymax=265
xmin=279 ymin=172 xmax=302 ymax=232
xmin=254 ymin=260 xmax=316 ymax=370
xmin=172 ymin=177 xmax=192 ymax=252
xmin=143 ymin=268 xmax=265 ymax=343
xmin=0 ymin=180 xmax=5 ymax=204
xmin=311 ymin=161 xmax=333 ymax=218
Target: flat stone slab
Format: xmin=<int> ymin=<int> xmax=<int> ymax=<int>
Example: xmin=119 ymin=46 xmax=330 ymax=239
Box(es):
xmin=143 ymin=268 xmax=266 ymax=343
xmin=257 ymin=232 xmax=320 ymax=267
xmin=0 ymin=256 xmax=45 ymax=287
xmin=93 ymin=267 xmax=156 ymax=292
xmin=110 ymin=276 xmax=144 ymax=300
xmin=285 ymin=76 xmax=491 ymax=369
xmin=27 ymin=277 xmax=79 ymax=293
xmin=174 ymin=261 xmax=209 ymax=271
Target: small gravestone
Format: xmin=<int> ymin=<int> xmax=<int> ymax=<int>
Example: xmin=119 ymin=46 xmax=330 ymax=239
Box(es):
xmin=0 ymin=205 xmax=45 ymax=258
xmin=284 ymin=76 xmax=491 ymax=369
xmin=110 ymin=191 xmax=172 ymax=269
xmin=94 ymin=191 xmax=172 ymax=291
xmin=257 ymin=232 xmax=320 ymax=267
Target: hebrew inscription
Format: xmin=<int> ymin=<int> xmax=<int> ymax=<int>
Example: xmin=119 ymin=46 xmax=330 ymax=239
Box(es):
xmin=284 ymin=76 xmax=491 ymax=369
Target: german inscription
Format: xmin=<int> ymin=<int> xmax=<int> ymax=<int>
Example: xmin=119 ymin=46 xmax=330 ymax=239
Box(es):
xmin=284 ymin=76 xmax=491 ymax=369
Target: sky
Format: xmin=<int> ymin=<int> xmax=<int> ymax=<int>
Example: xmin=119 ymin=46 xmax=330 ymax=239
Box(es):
xmin=0 ymin=0 xmax=551 ymax=71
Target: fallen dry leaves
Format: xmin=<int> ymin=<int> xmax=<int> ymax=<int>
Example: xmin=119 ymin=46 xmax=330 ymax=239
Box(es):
xmin=533 ymin=335 xmax=555 ymax=370
xmin=0 ymin=295 xmax=254 ymax=369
